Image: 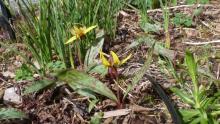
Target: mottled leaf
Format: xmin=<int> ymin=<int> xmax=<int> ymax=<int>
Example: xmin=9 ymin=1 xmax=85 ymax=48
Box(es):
xmin=23 ymin=79 xmax=54 ymax=95
xmin=0 ymin=108 xmax=27 ymax=120
xmin=57 ymin=70 xmax=117 ymax=102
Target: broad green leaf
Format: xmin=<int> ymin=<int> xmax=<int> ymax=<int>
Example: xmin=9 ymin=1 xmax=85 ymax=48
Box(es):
xmin=87 ymin=64 xmax=107 ymax=77
xmin=76 ymin=89 xmax=97 ymax=99
xmin=23 ymin=79 xmax=54 ymax=95
xmin=0 ymin=108 xmax=27 ymax=120
xmin=180 ymin=109 xmax=200 ymax=122
xmin=84 ymin=38 xmax=104 ymax=68
xmin=171 ymin=87 xmax=194 ymax=105
xmin=46 ymin=61 xmax=66 ymax=72
xmin=57 ymin=70 xmax=117 ymax=102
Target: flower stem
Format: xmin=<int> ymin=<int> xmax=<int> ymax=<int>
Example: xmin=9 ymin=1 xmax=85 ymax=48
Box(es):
xmin=69 ymin=45 xmax=74 ymax=69
xmin=77 ymin=41 xmax=83 ymax=67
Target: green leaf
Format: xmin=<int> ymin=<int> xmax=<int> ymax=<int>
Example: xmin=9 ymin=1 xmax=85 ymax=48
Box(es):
xmin=87 ymin=64 xmax=107 ymax=77
xmin=88 ymin=99 xmax=99 ymax=113
xmin=0 ymin=108 xmax=27 ymax=120
xmin=23 ymin=79 xmax=54 ymax=95
xmin=180 ymin=109 xmax=200 ymax=122
xmin=185 ymin=50 xmax=198 ymax=87
xmin=189 ymin=116 xmax=202 ymax=124
xmin=90 ymin=112 xmax=103 ymax=124
xmin=186 ymin=0 xmax=196 ymax=4
xmin=46 ymin=61 xmax=66 ymax=72
xmin=84 ymin=38 xmax=104 ymax=68
xmin=200 ymin=96 xmax=215 ymax=109
xmin=57 ymin=70 xmax=117 ymax=102
xmin=76 ymin=89 xmax=97 ymax=99
xmin=200 ymin=0 xmax=209 ymax=4
xmin=172 ymin=13 xmax=192 ymax=27
xmin=211 ymin=110 xmax=220 ymax=116
xmin=171 ymin=87 xmax=194 ymax=105
xmin=200 ymin=110 xmax=208 ymax=124
xmin=15 ymin=64 xmax=33 ymax=81
xmin=193 ymin=8 xmax=203 ymax=17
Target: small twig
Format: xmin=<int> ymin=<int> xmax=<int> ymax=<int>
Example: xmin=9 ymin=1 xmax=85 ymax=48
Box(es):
xmin=184 ymin=40 xmax=220 ymax=45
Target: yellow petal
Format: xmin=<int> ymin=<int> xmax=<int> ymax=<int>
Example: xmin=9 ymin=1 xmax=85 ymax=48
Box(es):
xmin=110 ymin=51 xmax=120 ymax=66
xmin=100 ymin=51 xmax=110 ymax=67
xmin=84 ymin=25 xmax=97 ymax=34
xmin=65 ymin=36 xmax=77 ymax=44
xmin=120 ymin=54 xmax=132 ymax=65
xmin=70 ymin=26 xmax=79 ymax=35
xmin=70 ymin=29 xmax=75 ymax=35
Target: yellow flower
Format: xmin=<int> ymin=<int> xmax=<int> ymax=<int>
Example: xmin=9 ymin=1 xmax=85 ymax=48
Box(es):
xmin=65 ymin=25 xmax=97 ymax=44
xmin=100 ymin=50 xmax=132 ymax=67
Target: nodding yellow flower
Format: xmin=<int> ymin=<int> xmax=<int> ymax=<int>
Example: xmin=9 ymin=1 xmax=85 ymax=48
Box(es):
xmin=65 ymin=25 xmax=97 ymax=44
xmin=100 ymin=50 xmax=132 ymax=67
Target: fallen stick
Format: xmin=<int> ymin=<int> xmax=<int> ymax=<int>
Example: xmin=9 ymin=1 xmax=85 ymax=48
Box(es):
xmin=101 ymin=109 xmax=131 ymax=118
xmin=184 ymin=40 xmax=220 ymax=45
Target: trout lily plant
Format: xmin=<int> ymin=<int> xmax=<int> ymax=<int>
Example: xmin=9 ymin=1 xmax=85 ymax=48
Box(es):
xmin=100 ymin=50 xmax=131 ymax=79
xmin=65 ymin=25 xmax=97 ymax=67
